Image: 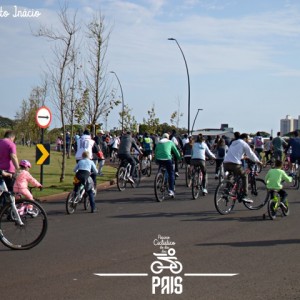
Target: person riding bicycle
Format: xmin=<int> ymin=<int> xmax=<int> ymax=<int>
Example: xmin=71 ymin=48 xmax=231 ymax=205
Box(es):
xmin=223 ymin=132 xmax=262 ymax=203
xmin=214 ymin=138 xmax=228 ymax=179
xmin=73 ymin=151 xmax=98 ymax=213
xmin=265 ymin=160 xmax=292 ymax=210
xmin=285 ymin=130 xmax=300 ymax=175
xmin=155 ymin=133 xmax=181 ymax=198
xmin=118 ymin=131 xmax=143 ymax=184
xmin=141 ymin=132 xmax=153 ymax=160
xmin=169 ymin=129 xmax=183 ymax=178
xmin=13 ymin=160 xmax=42 ymax=200
xmin=0 ymin=130 xmax=19 ymax=192
xmin=182 ymin=135 xmax=193 ymax=165
xmin=252 ymin=131 xmax=264 ymax=160
xmin=190 ymin=133 xmax=216 ymax=195
xmin=272 ymin=131 xmax=287 ymax=161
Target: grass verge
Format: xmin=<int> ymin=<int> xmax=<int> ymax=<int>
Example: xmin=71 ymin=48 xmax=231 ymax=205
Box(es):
xmin=17 ymin=145 xmax=117 ymax=198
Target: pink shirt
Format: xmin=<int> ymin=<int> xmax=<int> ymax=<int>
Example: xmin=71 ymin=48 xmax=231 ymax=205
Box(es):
xmin=0 ymin=138 xmax=17 ymax=172
xmin=13 ymin=170 xmax=41 ymax=192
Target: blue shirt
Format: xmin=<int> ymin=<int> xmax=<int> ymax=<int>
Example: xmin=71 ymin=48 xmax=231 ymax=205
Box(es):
xmin=74 ymin=158 xmax=97 ymax=173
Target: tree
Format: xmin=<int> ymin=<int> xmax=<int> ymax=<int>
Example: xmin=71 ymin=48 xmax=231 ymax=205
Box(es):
xmin=35 ymin=3 xmax=79 ymax=182
xmin=170 ymin=98 xmax=183 ymax=129
xmin=14 ymin=86 xmax=47 ymax=144
xmin=85 ymin=13 xmax=120 ymax=135
xmin=120 ymin=104 xmax=138 ymax=133
xmin=142 ymin=104 xmax=160 ymax=134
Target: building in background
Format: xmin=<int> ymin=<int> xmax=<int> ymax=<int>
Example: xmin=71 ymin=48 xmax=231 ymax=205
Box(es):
xmin=280 ymin=115 xmax=300 ymax=135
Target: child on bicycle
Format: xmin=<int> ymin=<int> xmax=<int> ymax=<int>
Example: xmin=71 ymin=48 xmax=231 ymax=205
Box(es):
xmin=264 ymin=160 xmax=292 ymax=207
xmin=73 ymin=151 xmax=98 ymax=213
xmin=13 ymin=160 xmax=42 ymax=200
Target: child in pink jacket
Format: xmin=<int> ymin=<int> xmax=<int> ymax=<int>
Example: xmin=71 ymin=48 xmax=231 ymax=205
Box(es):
xmin=13 ymin=160 xmax=42 ymax=200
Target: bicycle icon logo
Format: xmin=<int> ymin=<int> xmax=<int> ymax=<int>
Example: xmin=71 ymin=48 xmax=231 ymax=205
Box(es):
xmin=150 ymin=248 xmax=183 ymax=275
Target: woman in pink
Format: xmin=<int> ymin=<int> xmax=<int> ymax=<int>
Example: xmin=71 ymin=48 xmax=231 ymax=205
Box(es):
xmin=13 ymin=160 xmax=42 ymax=200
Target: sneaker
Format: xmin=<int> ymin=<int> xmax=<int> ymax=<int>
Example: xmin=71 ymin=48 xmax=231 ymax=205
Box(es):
xmin=127 ymin=176 xmax=134 ymax=184
xmin=175 ymin=172 xmax=179 ymax=178
xmin=91 ymin=208 xmax=99 ymax=213
xmin=203 ymin=188 xmax=208 ymax=195
xmin=168 ymin=190 xmax=175 ymax=198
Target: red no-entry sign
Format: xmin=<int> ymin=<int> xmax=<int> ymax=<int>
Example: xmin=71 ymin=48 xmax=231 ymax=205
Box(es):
xmin=36 ymin=106 xmax=52 ymax=129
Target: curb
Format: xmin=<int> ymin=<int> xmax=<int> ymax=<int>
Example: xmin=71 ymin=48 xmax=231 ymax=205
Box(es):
xmin=39 ymin=179 xmax=117 ymax=203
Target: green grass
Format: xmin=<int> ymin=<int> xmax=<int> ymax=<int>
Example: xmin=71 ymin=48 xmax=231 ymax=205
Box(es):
xmin=17 ymin=145 xmax=117 ymax=199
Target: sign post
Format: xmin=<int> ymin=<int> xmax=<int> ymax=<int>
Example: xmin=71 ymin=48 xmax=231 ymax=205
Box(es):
xmin=35 ymin=106 xmax=52 ymax=186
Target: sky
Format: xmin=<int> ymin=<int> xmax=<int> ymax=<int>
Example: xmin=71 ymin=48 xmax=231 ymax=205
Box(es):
xmin=1 ymin=0 xmax=300 ymax=135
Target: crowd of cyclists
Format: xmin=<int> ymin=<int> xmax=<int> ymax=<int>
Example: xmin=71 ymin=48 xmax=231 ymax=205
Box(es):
xmin=1 ymin=128 xmax=300 ymax=213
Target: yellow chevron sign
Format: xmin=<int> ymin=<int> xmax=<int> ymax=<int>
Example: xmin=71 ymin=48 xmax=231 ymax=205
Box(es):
xmin=36 ymin=144 xmax=50 ymax=165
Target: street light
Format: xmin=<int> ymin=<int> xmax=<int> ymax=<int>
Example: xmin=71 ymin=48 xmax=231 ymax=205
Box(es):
xmin=191 ymin=109 xmax=203 ymax=135
xmin=110 ymin=71 xmax=124 ymax=132
xmin=168 ymin=37 xmax=191 ymax=135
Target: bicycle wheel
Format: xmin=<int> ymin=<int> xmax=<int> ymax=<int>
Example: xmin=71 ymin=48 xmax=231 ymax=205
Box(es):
xmin=191 ymin=171 xmax=201 ymax=199
xmin=146 ymin=160 xmax=152 ymax=177
xmin=185 ymin=164 xmax=192 ymax=187
xmin=281 ymin=200 xmax=290 ymax=216
xmin=244 ymin=178 xmax=268 ymax=210
xmin=83 ymin=192 xmax=90 ymax=211
xmin=0 ymin=199 xmax=48 ymax=250
xmin=214 ymin=180 xmax=236 ymax=215
xmin=117 ymin=166 xmax=127 ymax=191
xmin=66 ymin=191 xmax=78 ymax=214
xmin=256 ymin=163 xmax=262 ymax=173
xmin=154 ymin=172 xmax=167 ymax=202
xmin=267 ymin=199 xmax=278 ymax=220
xmin=132 ymin=166 xmax=141 ymax=188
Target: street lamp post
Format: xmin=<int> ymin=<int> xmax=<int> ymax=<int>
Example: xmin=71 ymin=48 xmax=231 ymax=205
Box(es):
xmin=191 ymin=109 xmax=203 ymax=136
xmin=168 ymin=38 xmax=191 ymax=135
xmin=110 ymin=71 xmax=124 ymax=132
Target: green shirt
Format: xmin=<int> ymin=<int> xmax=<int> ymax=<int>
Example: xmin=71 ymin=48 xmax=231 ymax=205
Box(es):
xmin=265 ymin=168 xmax=292 ymax=190
xmin=155 ymin=139 xmax=181 ymax=161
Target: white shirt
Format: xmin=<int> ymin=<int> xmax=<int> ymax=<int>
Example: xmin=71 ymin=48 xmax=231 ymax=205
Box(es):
xmin=191 ymin=142 xmax=216 ymax=160
xmin=75 ymin=134 xmax=95 ymax=160
xmin=224 ymin=139 xmax=260 ymax=165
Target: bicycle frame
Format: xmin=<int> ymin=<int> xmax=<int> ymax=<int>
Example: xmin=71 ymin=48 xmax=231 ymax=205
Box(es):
xmin=267 ymin=190 xmax=289 ymax=220
xmin=0 ymin=180 xmax=24 ymax=226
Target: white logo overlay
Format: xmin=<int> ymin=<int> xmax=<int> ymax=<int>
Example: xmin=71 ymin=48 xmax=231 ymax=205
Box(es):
xmin=0 ymin=6 xmax=41 ymax=18
xmin=94 ymin=234 xmax=238 ymax=295
xmin=151 ymin=235 xmax=183 ymax=295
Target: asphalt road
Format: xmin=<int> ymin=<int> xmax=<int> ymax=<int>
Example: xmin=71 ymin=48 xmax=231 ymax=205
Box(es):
xmin=1 ymin=163 xmax=300 ymax=300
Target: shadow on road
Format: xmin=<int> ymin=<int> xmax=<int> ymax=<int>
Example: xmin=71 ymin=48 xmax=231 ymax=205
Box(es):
xmin=196 ymin=238 xmax=300 ymax=248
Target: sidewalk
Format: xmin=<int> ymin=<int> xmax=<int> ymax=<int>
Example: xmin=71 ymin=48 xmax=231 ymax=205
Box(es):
xmin=39 ymin=179 xmax=117 ymax=203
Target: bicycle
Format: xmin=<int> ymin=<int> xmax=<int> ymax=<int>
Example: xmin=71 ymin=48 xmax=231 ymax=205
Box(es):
xmin=262 ymin=153 xmax=276 ymax=169
xmin=289 ymin=159 xmax=300 ymax=190
xmin=110 ymin=149 xmax=118 ymax=164
xmin=265 ymin=190 xmax=289 ymax=220
xmin=66 ymin=179 xmax=92 ymax=214
xmin=0 ymin=179 xmax=48 ymax=250
xmin=214 ymin=171 xmax=268 ymax=215
xmin=191 ymin=165 xmax=204 ymax=199
xmin=116 ymin=159 xmax=141 ymax=191
xmin=154 ymin=165 xmax=175 ymax=202
xmin=141 ymin=155 xmax=152 ymax=177
xmin=216 ymin=162 xmax=225 ymax=183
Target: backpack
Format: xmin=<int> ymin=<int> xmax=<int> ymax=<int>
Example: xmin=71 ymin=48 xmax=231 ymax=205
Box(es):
xmin=217 ymin=147 xmax=225 ymax=158
xmin=255 ymin=137 xmax=263 ymax=148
